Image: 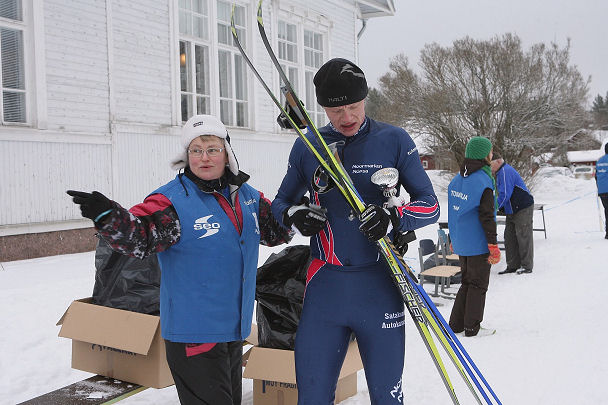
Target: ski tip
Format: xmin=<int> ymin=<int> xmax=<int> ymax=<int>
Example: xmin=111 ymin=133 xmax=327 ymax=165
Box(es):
xmin=257 ymin=0 xmax=263 ymax=22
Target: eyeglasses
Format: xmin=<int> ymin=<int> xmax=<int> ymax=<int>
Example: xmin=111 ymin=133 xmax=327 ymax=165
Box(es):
xmin=187 ymin=147 xmax=224 ymax=158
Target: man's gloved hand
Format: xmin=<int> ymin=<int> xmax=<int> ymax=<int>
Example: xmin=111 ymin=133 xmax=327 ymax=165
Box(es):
xmin=277 ymin=101 xmax=307 ymax=130
xmin=358 ymin=204 xmax=400 ymax=242
xmin=66 ymin=190 xmax=113 ymax=224
xmin=283 ymin=197 xmax=327 ymax=236
xmin=487 ymin=244 xmax=501 ymax=265
xmin=393 ymin=230 xmax=416 ymax=255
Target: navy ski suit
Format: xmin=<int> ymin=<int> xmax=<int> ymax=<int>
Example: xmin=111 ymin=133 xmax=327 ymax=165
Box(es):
xmin=272 ymin=117 xmax=439 ymax=404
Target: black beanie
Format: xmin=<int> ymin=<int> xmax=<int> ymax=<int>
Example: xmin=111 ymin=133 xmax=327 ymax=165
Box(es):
xmin=313 ymin=58 xmax=368 ymax=107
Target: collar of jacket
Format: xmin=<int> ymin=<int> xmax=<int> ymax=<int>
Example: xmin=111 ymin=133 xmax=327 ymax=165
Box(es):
xmin=460 ymin=158 xmax=488 ymax=177
xmin=182 ymin=167 xmax=250 ymax=194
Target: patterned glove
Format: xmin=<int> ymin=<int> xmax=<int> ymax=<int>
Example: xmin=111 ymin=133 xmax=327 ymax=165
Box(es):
xmin=358 ymin=204 xmax=400 ymax=242
xmin=66 ymin=190 xmax=113 ymax=225
xmin=487 ymin=244 xmax=501 ymax=265
xmin=283 ymin=197 xmax=327 ymax=236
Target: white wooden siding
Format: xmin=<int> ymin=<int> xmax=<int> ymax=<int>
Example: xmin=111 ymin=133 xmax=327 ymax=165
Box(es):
xmin=111 ymin=0 xmax=173 ymax=125
xmin=0 ymin=139 xmax=112 ymax=227
xmin=0 ymin=0 xmax=366 ymax=235
xmin=43 ymin=0 xmax=110 ymax=135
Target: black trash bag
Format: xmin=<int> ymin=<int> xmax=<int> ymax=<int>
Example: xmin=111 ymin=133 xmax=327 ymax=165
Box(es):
xmin=92 ymin=235 xmax=161 ymax=315
xmin=256 ymin=245 xmax=311 ymax=349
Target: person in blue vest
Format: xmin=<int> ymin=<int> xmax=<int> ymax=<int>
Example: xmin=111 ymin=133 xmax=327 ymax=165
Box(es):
xmin=596 ymin=143 xmax=608 ymax=239
xmin=272 ymin=58 xmax=440 ymax=404
xmin=448 ymin=136 xmax=500 ymax=337
xmin=490 ymin=152 xmax=535 ymax=274
xmin=67 ymin=114 xmax=292 ymax=405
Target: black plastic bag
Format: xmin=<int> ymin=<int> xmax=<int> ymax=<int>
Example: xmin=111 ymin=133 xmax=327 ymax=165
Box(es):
xmin=92 ymin=235 xmax=161 ymax=315
xmin=256 ymin=245 xmax=311 ymax=349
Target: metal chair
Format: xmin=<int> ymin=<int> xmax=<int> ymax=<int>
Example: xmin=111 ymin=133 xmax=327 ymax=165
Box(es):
xmin=418 ymin=238 xmax=460 ymax=299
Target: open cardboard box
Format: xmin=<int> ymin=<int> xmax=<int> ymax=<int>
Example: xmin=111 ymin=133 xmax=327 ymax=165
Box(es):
xmin=243 ymin=324 xmax=363 ymax=405
xmin=57 ymin=298 xmax=173 ymax=388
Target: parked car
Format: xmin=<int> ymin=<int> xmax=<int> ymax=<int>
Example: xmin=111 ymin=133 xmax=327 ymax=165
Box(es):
xmin=571 ymin=165 xmax=595 ymax=179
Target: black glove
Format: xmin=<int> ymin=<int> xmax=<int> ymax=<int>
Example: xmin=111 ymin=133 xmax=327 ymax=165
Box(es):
xmin=277 ymin=100 xmax=307 ymax=130
xmin=66 ymin=190 xmax=113 ymax=224
xmin=358 ymin=204 xmax=400 ymax=242
xmin=393 ymin=230 xmax=416 ymax=255
xmin=283 ymin=197 xmax=327 ymax=236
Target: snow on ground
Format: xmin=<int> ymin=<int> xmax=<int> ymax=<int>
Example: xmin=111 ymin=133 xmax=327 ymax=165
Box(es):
xmin=1 ymin=170 xmax=606 ymax=404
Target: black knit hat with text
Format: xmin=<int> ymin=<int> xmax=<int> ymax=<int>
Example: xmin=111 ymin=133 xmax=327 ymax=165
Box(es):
xmin=313 ymin=58 xmax=368 ymax=107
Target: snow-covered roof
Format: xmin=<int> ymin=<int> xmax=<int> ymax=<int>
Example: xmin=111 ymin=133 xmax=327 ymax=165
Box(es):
xmin=567 ymin=149 xmax=604 ymax=163
xmin=357 ymin=0 xmax=395 ymax=18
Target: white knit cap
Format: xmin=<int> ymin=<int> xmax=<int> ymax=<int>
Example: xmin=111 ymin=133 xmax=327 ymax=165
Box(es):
xmin=171 ymin=114 xmax=239 ymax=175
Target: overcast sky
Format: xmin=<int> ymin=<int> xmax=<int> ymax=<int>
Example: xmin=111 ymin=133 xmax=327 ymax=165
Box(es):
xmin=358 ymin=0 xmax=607 ymax=106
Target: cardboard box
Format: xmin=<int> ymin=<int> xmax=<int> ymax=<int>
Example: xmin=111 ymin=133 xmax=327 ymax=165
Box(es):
xmin=57 ymin=298 xmax=174 ymax=388
xmin=243 ymin=328 xmax=363 ymax=405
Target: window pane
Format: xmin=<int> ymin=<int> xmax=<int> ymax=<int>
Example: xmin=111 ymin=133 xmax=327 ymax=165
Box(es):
xmin=196 ymin=96 xmax=209 ymax=114
xmin=217 ymin=24 xmax=229 ymax=45
xmin=220 ymin=99 xmax=232 ymax=125
xmin=1 ymin=28 xmax=24 ymax=90
xmin=218 ymin=50 xmax=231 ymax=98
xmin=217 ymin=1 xmax=230 ymax=21
xmin=181 ymin=94 xmax=191 ymax=122
xmin=194 ymin=44 xmax=208 ymax=95
xmin=3 ymin=89 xmax=25 ymax=122
xmin=179 ymin=10 xmax=191 ymax=35
xmin=236 ymin=102 xmax=247 ymax=127
xmin=288 ymin=67 xmax=298 ymax=93
xmin=193 ymin=0 xmax=207 ymax=14
xmin=234 ymin=54 xmax=246 ymax=100
xmin=179 ymin=41 xmax=191 ymax=92
xmin=179 ymin=0 xmax=190 ymax=11
xmin=0 ymin=0 xmax=22 ymax=21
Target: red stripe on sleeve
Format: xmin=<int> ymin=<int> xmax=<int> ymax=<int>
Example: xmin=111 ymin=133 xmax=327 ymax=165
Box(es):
xmin=129 ymin=193 xmax=173 ymax=217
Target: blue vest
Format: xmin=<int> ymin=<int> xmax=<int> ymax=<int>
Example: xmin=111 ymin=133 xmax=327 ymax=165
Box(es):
xmin=154 ymin=175 xmax=261 ymax=343
xmin=448 ymin=170 xmax=495 ymax=256
xmin=597 ymin=154 xmax=608 ymax=194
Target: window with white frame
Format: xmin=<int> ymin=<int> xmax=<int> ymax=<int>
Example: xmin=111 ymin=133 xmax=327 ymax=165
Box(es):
xmin=178 ymin=0 xmax=248 ymax=127
xmin=277 ymin=20 xmax=298 ymax=96
xmin=303 ymin=29 xmax=324 ymax=127
xmin=0 ymin=0 xmax=26 ymax=124
xmin=216 ymin=0 xmax=247 ymax=127
xmin=179 ymin=0 xmax=211 ymax=122
xmin=277 ymin=17 xmax=326 ymax=129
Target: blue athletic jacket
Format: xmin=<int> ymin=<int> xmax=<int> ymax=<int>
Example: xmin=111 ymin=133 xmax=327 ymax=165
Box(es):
xmin=495 ymin=163 xmax=534 ymax=214
xmin=448 ymin=170 xmax=495 ymax=256
xmin=597 ymin=154 xmax=608 ymax=194
xmin=272 ymin=118 xmax=439 ymax=267
xmin=154 ymin=175 xmax=261 ymax=343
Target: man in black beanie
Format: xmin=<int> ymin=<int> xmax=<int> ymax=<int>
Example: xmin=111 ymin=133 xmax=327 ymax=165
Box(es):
xmin=272 ymin=58 xmax=440 ymax=404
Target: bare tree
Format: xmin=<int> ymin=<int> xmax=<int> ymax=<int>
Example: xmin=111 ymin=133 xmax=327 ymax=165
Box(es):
xmin=376 ymin=34 xmax=589 ymax=181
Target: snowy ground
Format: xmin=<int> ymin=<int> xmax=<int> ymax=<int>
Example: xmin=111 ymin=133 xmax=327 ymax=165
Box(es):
xmin=2 ymin=170 xmax=606 ymax=404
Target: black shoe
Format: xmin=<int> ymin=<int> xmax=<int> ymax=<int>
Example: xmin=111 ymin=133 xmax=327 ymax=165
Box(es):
xmin=498 ymin=267 xmax=517 ymax=274
xmin=517 ymin=268 xmax=533 ymax=274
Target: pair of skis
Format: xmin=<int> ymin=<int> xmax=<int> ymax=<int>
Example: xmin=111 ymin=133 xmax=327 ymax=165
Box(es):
xmin=231 ymin=2 xmax=502 ymax=404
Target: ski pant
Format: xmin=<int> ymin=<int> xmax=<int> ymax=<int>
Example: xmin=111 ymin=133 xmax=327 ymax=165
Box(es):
xmin=600 ymin=193 xmax=608 ymax=234
xmin=449 ymin=254 xmax=491 ymax=336
xmin=295 ymin=262 xmax=405 ymax=405
xmin=504 ymin=204 xmax=534 ymax=271
xmin=164 ymin=339 xmax=243 ymax=405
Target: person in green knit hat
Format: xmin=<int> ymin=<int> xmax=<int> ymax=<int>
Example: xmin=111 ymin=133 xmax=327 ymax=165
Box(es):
xmin=446 ymin=136 xmax=500 ymax=337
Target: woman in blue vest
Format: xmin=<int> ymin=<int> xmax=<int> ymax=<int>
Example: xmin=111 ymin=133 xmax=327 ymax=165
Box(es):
xmin=596 ymin=143 xmax=608 ymax=239
xmin=447 ymin=137 xmax=501 ymax=337
xmin=67 ymin=115 xmax=292 ymax=405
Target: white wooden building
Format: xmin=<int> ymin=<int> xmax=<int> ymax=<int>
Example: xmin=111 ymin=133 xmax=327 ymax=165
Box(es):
xmin=0 ymin=0 xmax=395 ymax=260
